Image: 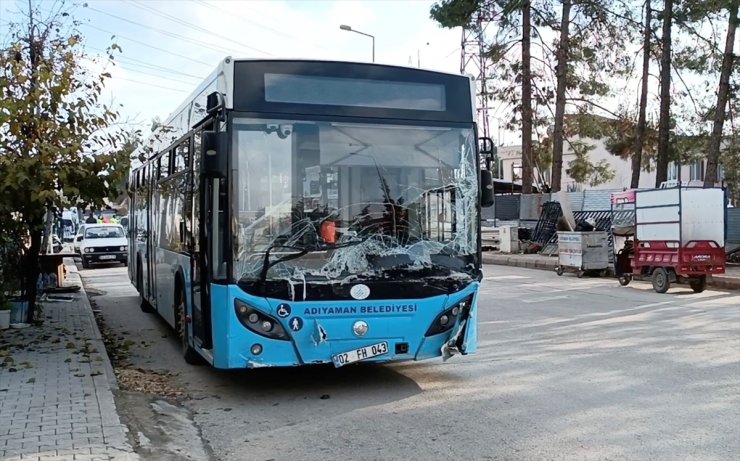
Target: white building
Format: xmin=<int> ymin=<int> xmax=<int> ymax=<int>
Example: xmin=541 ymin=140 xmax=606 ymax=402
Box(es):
xmin=496 ymin=138 xmax=723 ymax=192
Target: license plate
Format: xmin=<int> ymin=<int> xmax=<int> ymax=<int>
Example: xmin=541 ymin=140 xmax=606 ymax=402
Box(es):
xmin=99 ymin=255 xmax=116 ymax=260
xmin=332 ymin=341 xmax=389 ymax=368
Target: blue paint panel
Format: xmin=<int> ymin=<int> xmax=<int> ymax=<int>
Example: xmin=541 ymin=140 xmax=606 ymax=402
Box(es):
xmin=462 ymin=290 xmax=479 ymax=354
xmin=209 ymin=282 xmax=480 ymax=369
xmin=210 ymin=284 xmax=299 ymax=369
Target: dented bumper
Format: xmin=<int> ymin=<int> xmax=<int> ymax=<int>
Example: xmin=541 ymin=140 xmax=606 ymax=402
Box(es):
xmin=209 ymin=283 xmax=479 ymax=369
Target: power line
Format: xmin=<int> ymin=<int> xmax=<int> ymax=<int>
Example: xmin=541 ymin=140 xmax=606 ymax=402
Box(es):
xmin=112 ymin=77 xmax=190 ymax=93
xmin=114 ymin=64 xmax=199 ymax=86
xmin=128 ymin=0 xmax=273 ymax=57
xmin=80 ymin=54 xmax=197 ymax=85
xmin=84 ymin=5 xmax=243 ymax=57
xmin=86 ymin=46 xmax=207 ymax=80
xmin=81 ymin=22 xmax=213 ymax=67
xmin=191 ymin=0 xmax=335 ymax=55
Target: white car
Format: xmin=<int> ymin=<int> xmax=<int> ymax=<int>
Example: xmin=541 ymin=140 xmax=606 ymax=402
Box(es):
xmin=77 ymin=224 xmax=128 ymax=269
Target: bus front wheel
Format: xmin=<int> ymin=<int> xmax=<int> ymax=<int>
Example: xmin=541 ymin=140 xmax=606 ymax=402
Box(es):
xmin=176 ymin=282 xmax=204 ymax=365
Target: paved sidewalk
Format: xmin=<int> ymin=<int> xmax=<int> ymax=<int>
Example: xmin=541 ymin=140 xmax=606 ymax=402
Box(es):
xmin=0 ymin=261 xmax=138 ymax=461
xmin=482 ymin=252 xmax=740 ymax=290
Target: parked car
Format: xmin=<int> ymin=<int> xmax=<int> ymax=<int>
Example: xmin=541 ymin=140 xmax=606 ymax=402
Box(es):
xmin=77 ymin=224 xmax=128 ymax=269
xmin=73 ymin=224 xmax=88 ymax=253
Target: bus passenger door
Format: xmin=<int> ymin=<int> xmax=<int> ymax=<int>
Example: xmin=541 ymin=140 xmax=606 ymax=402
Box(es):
xmin=190 ymin=128 xmax=212 ymax=349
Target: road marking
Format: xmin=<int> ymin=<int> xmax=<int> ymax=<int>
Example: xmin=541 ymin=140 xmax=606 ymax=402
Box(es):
xmin=484 ymin=275 xmax=531 ymax=280
xmin=521 ymin=295 xmax=570 ymax=303
xmin=628 ymin=301 xmax=674 ymax=310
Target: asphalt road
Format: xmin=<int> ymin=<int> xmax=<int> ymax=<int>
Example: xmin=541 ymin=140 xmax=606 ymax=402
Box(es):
xmin=78 ymin=263 xmax=740 ymax=461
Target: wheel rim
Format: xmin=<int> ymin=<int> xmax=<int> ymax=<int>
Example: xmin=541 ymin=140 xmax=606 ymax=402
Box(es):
xmin=655 ymin=271 xmax=666 ymax=289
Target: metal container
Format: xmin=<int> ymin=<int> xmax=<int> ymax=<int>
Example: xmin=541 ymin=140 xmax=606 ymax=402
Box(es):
xmin=556 ymin=231 xmax=609 ymax=277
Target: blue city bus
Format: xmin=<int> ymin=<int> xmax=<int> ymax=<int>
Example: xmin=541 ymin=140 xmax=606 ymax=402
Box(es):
xmin=128 ymin=58 xmax=494 ymax=368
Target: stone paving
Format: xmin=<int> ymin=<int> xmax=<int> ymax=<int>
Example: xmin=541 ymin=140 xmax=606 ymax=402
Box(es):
xmin=0 ymin=262 xmax=138 ymax=461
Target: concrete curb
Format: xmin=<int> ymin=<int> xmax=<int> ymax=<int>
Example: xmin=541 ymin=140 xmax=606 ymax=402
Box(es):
xmin=482 ymin=253 xmax=740 ymax=290
xmin=63 ymin=259 xmax=119 ymax=392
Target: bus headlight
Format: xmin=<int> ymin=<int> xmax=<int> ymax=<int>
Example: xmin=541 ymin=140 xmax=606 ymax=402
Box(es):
xmin=425 ymin=295 xmax=473 ymax=337
xmin=234 ymin=299 xmax=289 ymax=341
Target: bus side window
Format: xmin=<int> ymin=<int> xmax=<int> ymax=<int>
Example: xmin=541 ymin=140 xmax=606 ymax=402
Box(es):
xmin=175 ymin=141 xmax=189 ymax=173
xmin=192 ymin=132 xmax=201 ymax=253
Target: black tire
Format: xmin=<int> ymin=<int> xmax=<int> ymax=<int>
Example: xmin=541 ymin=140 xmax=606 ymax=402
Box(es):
xmin=81 ymin=258 xmax=90 ymax=269
xmin=138 ymin=263 xmax=155 ymax=313
xmin=576 ymin=270 xmax=584 ymax=279
xmin=556 ymin=266 xmax=564 ymax=276
xmin=176 ymin=279 xmax=203 ymax=365
xmin=618 ymin=275 xmax=631 ymax=286
xmin=651 ymin=267 xmax=670 ymax=293
xmin=689 ymin=275 xmax=707 ymax=293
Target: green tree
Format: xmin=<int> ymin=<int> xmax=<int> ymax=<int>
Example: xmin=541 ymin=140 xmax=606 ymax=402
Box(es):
xmin=549 ymin=0 xmax=572 ymax=192
xmin=431 ymin=0 xmax=546 ymax=194
xmin=108 ymin=131 xmax=141 ymax=204
xmin=655 ymin=0 xmax=674 ymax=187
xmin=0 ymin=1 xmax=126 ymax=322
xmin=631 ymin=0 xmax=654 ymax=188
xmin=548 ymin=0 xmax=631 ymax=191
xmin=704 ymin=2 xmax=738 ymax=186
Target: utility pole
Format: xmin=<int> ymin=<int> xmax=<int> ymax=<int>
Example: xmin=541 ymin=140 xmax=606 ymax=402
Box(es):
xmin=460 ymin=13 xmax=492 ymax=141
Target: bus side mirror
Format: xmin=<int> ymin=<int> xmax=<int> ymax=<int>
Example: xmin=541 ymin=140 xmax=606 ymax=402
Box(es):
xmin=480 ymin=170 xmax=494 ymax=208
xmin=479 ymin=136 xmax=495 ymax=170
xmin=202 ymin=130 xmax=228 ymax=178
xmin=479 ymin=137 xmax=494 ymax=156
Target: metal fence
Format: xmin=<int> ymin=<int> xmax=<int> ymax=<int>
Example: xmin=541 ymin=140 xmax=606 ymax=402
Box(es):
xmin=728 ymin=208 xmax=740 ymax=245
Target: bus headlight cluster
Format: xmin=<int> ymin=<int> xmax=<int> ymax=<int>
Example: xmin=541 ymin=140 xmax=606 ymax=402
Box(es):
xmin=120 ymin=246 xmax=127 ymax=252
xmin=424 ymin=295 xmax=474 ymax=337
xmin=84 ymin=248 xmax=93 ymax=253
xmin=234 ymin=299 xmax=290 ymax=341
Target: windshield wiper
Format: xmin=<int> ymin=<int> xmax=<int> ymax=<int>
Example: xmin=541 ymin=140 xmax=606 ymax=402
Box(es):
xmin=257 ymin=239 xmax=367 ymax=286
xmin=378 ymin=262 xmax=456 ymax=276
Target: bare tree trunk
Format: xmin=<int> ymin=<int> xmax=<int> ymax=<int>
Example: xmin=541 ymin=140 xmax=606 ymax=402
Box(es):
xmin=41 ymin=208 xmax=53 ymax=254
xmin=655 ymin=0 xmax=673 ymax=188
xmin=704 ymin=3 xmax=738 ymax=187
xmin=550 ymin=0 xmax=572 ymax=193
xmin=24 ymin=227 xmax=42 ymax=324
xmin=631 ymin=0 xmax=652 ymax=189
xmin=521 ymin=1 xmax=534 ymax=194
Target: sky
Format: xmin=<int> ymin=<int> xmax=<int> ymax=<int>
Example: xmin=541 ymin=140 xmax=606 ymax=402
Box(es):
xmin=2 ymin=0 xmax=472 ymax=138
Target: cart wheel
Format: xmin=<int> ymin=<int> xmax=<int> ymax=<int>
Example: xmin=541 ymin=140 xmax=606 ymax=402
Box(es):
xmin=618 ymin=275 xmax=631 ymax=286
xmin=689 ymin=275 xmax=707 ymax=293
xmin=556 ymin=266 xmax=564 ymax=276
xmin=651 ymin=267 xmax=670 ymax=293
xmin=576 ymin=270 xmax=584 ymax=278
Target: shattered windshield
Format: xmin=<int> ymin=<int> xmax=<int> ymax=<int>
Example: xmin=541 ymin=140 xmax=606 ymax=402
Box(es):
xmin=233 ymin=118 xmax=479 ymax=291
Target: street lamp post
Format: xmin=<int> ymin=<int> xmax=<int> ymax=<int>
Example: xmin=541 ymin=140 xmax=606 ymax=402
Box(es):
xmin=339 ymin=24 xmax=375 ymax=62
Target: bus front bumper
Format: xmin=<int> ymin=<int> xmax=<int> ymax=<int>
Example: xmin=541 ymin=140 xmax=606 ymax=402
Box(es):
xmin=208 ymin=283 xmax=479 ymax=369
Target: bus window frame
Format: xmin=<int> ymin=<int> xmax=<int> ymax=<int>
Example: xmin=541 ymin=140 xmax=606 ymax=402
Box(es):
xmin=174 ymin=139 xmax=191 ymax=174
xmin=226 ymin=111 xmax=478 ymax=283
